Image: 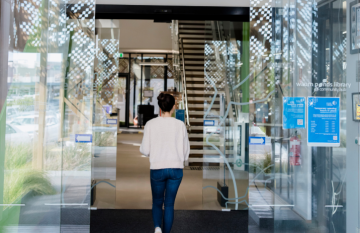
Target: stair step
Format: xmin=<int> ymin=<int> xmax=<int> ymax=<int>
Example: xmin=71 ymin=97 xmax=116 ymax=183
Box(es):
xmin=190 ymin=119 xmax=204 ymax=123
xmin=181 ymin=44 xmax=205 ymax=49
xmin=187 ymin=90 xmax=205 ymax=94
xmin=185 ymin=61 xmax=205 ymax=65
xmin=187 ymin=77 xmax=204 ymax=82
xmin=183 ymin=55 xmax=205 ymax=59
xmin=185 ymin=71 xmax=204 ymax=75
xmin=179 ymin=25 xmax=212 ymax=29
xmin=189 ymin=110 xmax=205 ymax=115
xmin=179 ymin=20 xmax=206 ymax=24
xmin=188 ymin=104 xmax=220 ymax=108
xmin=187 ymin=83 xmax=224 ymax=88
xmin=189 ymin=133 xmax=205 ymax=138
xmin=180 ymin=34 xmax=213 ymax=39
xmin=184 ymin=50 xmax=205 ymax=54
xmin=189 ymin=110 xmax=220 ymax=115
xmin=183 ymin=39 xmax=206 ymax=44
xmin=188 ymin=96 xmax=219 ymax=101
xmin=184 ymin=66 xmax=204 ymax=71
xmin=179 ymin=29 xmax=211 ymax=34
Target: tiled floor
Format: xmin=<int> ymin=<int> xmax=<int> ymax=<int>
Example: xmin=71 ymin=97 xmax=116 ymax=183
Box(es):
xmin=92 ymin=133 xmax=249 ymax=210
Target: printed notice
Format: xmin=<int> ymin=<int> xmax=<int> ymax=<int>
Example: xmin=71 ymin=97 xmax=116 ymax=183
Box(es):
xmin=356 ymin=104 xmax=360 ymax=120
xmin=283 ymin=97 xmax=306 ymax=129
xmin=307 ymin=97 xmax=340 ymax=147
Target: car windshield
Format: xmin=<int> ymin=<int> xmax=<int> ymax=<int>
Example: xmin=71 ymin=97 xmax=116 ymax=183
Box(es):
xmin=11 ymin=117 xmax=36 ymax=125
xmin=5 ymin=124 xmax=16 ymax=134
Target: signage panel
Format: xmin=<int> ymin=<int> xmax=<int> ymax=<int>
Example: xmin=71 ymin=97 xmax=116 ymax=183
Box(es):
xmin=175 ymin=109 xmax=185 ymax=122
xmin=283 ymin=97 xmax=306 ymax=129
xmin=204 ymin=120 xmax=218 ymax=126
xmin=106 ymin=119 xmax=117 ymax=125
xmin=249 ymin=137 xmax=266 ymax=145
xmin=307 ymin=97 xmax=340 ymax=146
xmin=75 ymin=134 xmax=93 ymax=143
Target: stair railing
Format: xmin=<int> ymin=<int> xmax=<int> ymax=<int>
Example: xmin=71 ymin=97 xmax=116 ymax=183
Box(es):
xmin=180 ymin=38 xmax=190 ymax=129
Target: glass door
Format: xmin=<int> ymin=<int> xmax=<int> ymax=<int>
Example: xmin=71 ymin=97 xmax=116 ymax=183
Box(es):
xmin=0 ymin=0 xmax=95 ymax=231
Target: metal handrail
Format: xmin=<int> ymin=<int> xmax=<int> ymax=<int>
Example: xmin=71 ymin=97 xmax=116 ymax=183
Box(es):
xmin=180 ymin=38 xmax=190 ymax=128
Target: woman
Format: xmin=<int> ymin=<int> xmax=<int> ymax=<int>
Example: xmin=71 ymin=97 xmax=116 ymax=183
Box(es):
xmin=140 ymin=93 xmax=190 ymax=233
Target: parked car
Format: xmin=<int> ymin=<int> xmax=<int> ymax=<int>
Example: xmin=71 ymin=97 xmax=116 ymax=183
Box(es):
xmin=5 ymin=106 xmax=20 ymax=123
xmin=10 ymin=113 xmax=59 ymax=143
xmin=5 ymin=123 xmax=32 ymax=145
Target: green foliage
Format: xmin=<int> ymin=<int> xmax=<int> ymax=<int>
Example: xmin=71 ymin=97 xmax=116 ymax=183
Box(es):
xmin=94 ymin=131 xmax=116 ymax=147
xmin=4 ymin=144 xmax=56 ymax=207
xmin=249 ymin=153 xmax=273 ymax=174
xmin=45 ymin=143 xmax=91 ymax=171
xmin=7 ymin=97 xmax=34 ymax=111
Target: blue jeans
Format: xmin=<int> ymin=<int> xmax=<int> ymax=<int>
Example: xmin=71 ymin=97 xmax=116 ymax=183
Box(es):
xmin=150 ymin=168 xmax=183 ymax=233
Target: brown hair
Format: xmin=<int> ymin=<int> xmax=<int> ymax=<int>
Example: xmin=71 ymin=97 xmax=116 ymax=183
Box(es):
xmin=157 ymin=93 xmax=175 ymax=112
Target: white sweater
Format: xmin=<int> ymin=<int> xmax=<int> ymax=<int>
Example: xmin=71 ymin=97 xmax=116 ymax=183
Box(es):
xmin=140 ymin=117 xmax=190 ymax=169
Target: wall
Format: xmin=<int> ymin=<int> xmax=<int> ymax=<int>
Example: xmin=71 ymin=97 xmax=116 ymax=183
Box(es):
xmin=96 ymin=19 xmax=172 ymax=52
xmin=346 ymin=0 xmax=360 ymax=231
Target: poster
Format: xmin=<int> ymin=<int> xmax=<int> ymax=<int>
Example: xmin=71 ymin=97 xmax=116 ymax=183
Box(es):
xmin=307 ymin=97 xmax=340 ymax=147
xmin=283 ymin=97 xmax=306 ymax=129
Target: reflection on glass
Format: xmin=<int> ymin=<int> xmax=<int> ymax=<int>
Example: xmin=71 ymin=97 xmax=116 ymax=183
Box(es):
xmin=1 ymin=0 xmax=94 ymax=231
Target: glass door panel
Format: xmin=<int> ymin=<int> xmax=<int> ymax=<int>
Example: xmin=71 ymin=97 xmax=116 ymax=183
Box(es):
xmin=129 ymin=54 xmax=142 ymax=127
xmin=141 ymin=54 xmax=166 ymax=115
xmin=0 ymin=0 xmax=95 ymax=231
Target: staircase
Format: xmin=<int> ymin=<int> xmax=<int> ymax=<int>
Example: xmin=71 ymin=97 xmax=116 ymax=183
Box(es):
xmin=178 ymin=20 xmax=233 ymax=166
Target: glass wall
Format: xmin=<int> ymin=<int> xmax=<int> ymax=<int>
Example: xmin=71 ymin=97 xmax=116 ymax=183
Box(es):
xmin=246 ymin=0 xmax=354 ymax=231
xmin=0 ymin=0 xmax=95 ymax=231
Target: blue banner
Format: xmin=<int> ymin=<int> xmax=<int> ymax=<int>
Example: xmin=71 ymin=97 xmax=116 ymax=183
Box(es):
xmin=176 ymin=109 xmax=185 ymax=122
xmin=249 ymin=137 xmax=266 ymax=145
xmin=307 ymin=97 xmax=340 ymax=146
xmin=283 ymin=97 xmax=306 ymax=129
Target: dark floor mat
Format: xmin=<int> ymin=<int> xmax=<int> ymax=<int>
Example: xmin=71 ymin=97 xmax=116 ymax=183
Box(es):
xmin=90 ymin=209 xmax=248 ymax=233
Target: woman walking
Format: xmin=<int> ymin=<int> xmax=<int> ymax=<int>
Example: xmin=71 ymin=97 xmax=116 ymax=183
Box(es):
xmin=140 ymin=93 xmax=190 ymax=233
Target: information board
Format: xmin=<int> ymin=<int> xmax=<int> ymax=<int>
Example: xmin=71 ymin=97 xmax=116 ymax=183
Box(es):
xmin=307 ymin=97 xmax=340 ymax=147
xmin=283 ymin=97 xmax=306 ymax=129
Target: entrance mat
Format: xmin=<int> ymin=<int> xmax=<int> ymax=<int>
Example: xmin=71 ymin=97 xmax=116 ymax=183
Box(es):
xmin=90 ymin=209 xmax=248 ymax=233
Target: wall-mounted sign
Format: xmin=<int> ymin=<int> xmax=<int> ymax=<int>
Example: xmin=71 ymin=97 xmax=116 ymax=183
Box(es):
xmin=307 ymin=97 xmax=340 ymax=147
xmin=249 ymin=137 xmax=266 ymax=145
xmin=204 ymin=120 xmax=218 ymax=126
xmin=143 ymin=90 xmax=153 ymax=97
xmin=283 ymin=97 xmax=306 ymax=129
xmin=106 ymin=119 xmax=117 ymax=125
xmin=352 ymin=93 xmax=360 ymax=121
xmin=175 ymin=109 xmax=185 ymax=122
xmin=75 ymin=134 xmax=93 ymax=143
xmin=119 ymin=53 xmax=124 ymax=58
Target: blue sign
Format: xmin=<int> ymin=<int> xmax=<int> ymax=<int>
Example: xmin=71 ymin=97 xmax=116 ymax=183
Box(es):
xmin=176 ymin=109 xmax=185 ymax=122
xmin=283 ymin=97 xmax=306 ymax=129
xmin=204 ymin=120 xmax=215 ymax=126
xmin=249 ymin=137 xmax=266 ymax=145
xmin=307 ymin=97 xmax=340 ymax=146
xmin=106 ymin=119 xmax=117 ymax=125
xmin=75 ymin=134 xmax=93 ymax=143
